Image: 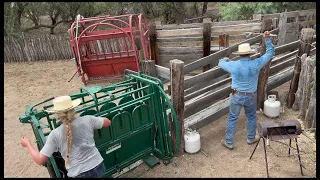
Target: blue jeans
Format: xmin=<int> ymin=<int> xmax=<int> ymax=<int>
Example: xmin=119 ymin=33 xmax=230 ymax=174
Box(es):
xmin=75 ymin=162 xmax=105 ymax=178
xmin=225 ymin=93 xmax=257 ymax=145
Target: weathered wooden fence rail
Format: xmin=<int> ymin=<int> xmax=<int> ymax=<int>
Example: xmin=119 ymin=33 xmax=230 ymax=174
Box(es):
xmin=4 ymin=34 xmax=73 ymax=63
xmin=154 ymin=27 xmax=316 ymax=130
xmin=155 ymin=20 xmax=262 ymax=67
xmin=254 ymin=9 xmax=316 ymax=45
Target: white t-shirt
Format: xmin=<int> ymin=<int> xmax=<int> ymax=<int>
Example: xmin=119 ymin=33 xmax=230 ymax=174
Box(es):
xmin=40 ymin=115 xmax=104 ymax=177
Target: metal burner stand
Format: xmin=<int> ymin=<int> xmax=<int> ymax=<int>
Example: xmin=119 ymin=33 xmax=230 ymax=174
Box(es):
xmin=248 ymin=120 xmax=304 ymax=178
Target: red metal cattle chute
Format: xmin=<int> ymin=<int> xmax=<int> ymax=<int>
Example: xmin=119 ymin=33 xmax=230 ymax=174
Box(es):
xmin=69 ymin=14 xmax=151 ymax=84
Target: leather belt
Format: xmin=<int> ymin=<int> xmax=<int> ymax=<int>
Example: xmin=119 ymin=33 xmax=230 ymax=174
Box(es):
xmin=231 ymin=89 xmax=255 ymax=95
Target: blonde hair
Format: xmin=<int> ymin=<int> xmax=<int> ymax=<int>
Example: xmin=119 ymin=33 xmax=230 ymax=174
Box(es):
xmin=56 ymin=108 xmax=76 ymax=168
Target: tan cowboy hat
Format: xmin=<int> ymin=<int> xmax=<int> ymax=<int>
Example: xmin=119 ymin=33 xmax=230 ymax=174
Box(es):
xmin=232 ymin=43 xmax=256 ymax=55
xmin=46 ymin=96 xmax=81 ymax=113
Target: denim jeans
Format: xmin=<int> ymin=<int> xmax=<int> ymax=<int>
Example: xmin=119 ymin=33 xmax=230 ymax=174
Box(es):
xmin=75 ymin=162 xmax=105 ymax=178
xmin=225 ymin=93 xmax=257 ymax=145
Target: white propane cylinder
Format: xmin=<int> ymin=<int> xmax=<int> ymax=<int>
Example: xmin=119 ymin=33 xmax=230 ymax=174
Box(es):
xmin=184 ymin=129 xmax=201 ymax=154
xmin=263 ymin=95 xmax=281 ymax=118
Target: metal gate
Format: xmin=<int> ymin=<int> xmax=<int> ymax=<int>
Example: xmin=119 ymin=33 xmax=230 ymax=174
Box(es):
xmin=68 ymin=14 xmax=151 ymax=84
xmin=19 ymin=71 xmax=179 ymax=178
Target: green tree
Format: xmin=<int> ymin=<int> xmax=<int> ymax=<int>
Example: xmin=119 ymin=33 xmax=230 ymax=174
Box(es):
xmin=218 ymin=2 xmax=316 ymax=21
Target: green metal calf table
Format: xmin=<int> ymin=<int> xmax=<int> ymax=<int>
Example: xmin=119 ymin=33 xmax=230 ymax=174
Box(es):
xmin=19 ymin=70 xmax=180 ymax=178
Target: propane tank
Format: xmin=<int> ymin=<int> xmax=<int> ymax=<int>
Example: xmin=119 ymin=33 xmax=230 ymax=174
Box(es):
xmin=184 ymin=129 xmax=201 ymax=154
xmin=263 ymin=95 xmax=281 ymax=118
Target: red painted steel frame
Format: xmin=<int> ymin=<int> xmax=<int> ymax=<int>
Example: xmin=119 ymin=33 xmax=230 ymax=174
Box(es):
xmin=68 ymin=14 xmax=151 ymax=84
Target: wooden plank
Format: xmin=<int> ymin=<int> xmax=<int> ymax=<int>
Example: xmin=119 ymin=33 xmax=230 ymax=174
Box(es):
xmin=211 ymin=24 xmax=261 ymax=36
xmin=185 ymin=66 xmax=227 ymax=89
xmin=203 ymin=22 xmax=212 ymax=71
xmin=158 ymin=37 xmax=203 ymax=43
xmin=292 ymin=54 xmax=308 ymax=111
xmin=310 ymin=47 xmax=316 ymax=56
xmin=159 ymin=47 xmax=202 ymax=55
xmin=184 ymin=74 xmax=229 ymax=96
xmin=262 ymin=13 xmax=281 ymax=20
xmin=305 ymin=67 xmax=316 ymax=129
xmin=157 ymin=28 xmax=203 ymax=38
xmin=212 ymin=20 xmax=261 ymax=26
xmin=270 ymin=56 xmax=296 ymax=76
xmin=170 ymin=59 xmax=185 ymax=156
xmin=298 ymin=56 xmax=315 ymax=120
xmin=159 ymin=54 xmax=202 ymax=64
xmin=185 ymin=77 xmax=231 ymax=101
xmin=287 ymin=28 xmax=315 ymax=108
xmin=183 ymin=28 xmax=279 ymax=74
xmin=298 ymin=10 xmax=316 ymax=17
xmin=156 ymin=23 xmax=203 ymax=30
xmin=299 ymin=20 xmax=316 ymax=27
xmin=155 ymin=65 xmax=170 ymax=80
xmin=271 ymin=49 xmax=298 ymax=66
xmin=184 ymin=97 xmax=230 ymax=129
xmin=149 ymin=24 xmax=159 ymax=65
xmin=274 ymin=40 xmax=300 ymax=55
xmin=278 ymin=13 xmax=287 ymax=46
xmin=156 ymin=20 xmax=261 ymax=30
xmin=267 ymin=67 xmax=294 ymax=91
xmin=184 ymin=84 xmax=231 ymax=118
xmin=140 ymin=60 xmax=157 ymax=77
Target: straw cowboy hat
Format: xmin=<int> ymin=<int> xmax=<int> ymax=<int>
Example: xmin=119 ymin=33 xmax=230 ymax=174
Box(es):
xmin=232 ymin=43 xmax=256 ymax=55
xmin=46 ymin=96 xmax=81 ymax=113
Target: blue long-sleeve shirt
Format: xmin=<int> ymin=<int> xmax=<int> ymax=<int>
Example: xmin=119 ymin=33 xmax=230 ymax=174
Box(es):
xmin=218 ymin=38 xmax=275 ymax=92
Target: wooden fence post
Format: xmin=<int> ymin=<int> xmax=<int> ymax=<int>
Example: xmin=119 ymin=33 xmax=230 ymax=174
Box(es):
xmin=219 ymin=34 xmax=229 ymax=51
xmin=170 ymin=59 xmax=185 ymax=156
xmin=299 ymin=56 xmax=315 ymax=120
xmin=277 ymin=13 xmax=287 ymax=46
xmin=286 ymin=28 xmax=315 ymax=108
xmin=256 ymin=19 xmax=273 ymax=110
xmin=149 ymin=23 xmax=159 ymax=65
xmin=292 ymin=54 xmax=308 ymax=111
xmin=202 ymin=18 xmax=212 ymax=72
xmin=140 ymin=60 xmax=157 ymax=77
xmin=305 ymin=67 xmax=316 ymax=129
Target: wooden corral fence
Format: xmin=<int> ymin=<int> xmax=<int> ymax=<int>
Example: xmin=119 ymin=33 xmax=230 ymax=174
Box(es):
xmin=152 ymin=19 xmax=262 ymax=68
xmin=152 ymin=9 xmax=316 ymax=69
xmin=4 ymin=9 xmax=316 ymax=65
xmin=253 ymin=9 xmax=316 ymax=45
xmin=153 ymin=27 xmax=316 ymax=133
xmin=292 ymin=54 xmax=316 ymax=130
xmin=4 ymin=34 xmax=73 ymax=63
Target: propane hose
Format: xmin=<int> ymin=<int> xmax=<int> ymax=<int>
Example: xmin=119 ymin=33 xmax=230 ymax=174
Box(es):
xmin=157 ymin=86 xmax=181 ymax=162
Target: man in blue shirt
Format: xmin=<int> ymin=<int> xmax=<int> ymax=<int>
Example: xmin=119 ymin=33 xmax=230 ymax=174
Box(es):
xmin=218 ymin=31 xmax=275 ymax=150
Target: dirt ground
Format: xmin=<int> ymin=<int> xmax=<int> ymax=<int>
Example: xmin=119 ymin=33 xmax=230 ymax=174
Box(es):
xmin=4 ymin=60 xmax=316 ymax=178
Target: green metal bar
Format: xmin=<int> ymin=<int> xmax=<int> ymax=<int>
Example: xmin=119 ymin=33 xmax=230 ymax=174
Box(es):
xmin=154 ymin=86 xmax=170 ymax=156
xmin=30 ymin=97 xmax=55 ymax=112
xmin=158 ymin=91 xmax=172 ymax=157
xmin=30 ymin=115 xmax=61 ymax=178
xmin=96 ymin=123 xmax=153 ymax=149
xmin=150 ymin=85 xmax=166 ymax=157
xmin=157 ymin=87 xmax=180 ymax=161
xmin=76 ymin=85 xmax=150 ymax=113
xmin=100 ymin=94 xmax=152 ymax=116
xmin=160 ymin=95 xmax=173 ymax=156
xmin=42 ymin=85 xmax=133 ymax=110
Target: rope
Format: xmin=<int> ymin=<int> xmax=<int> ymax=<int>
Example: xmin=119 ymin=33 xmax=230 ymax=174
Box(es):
xmin=75 ymin=14 xmax=83 ymax=75
xmin=299 ymin=40 xmax=317 ymax=48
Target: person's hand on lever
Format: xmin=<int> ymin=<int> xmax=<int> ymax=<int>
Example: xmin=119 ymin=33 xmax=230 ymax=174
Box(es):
xmin=263 ymin=31 xmax=270 ymax=39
